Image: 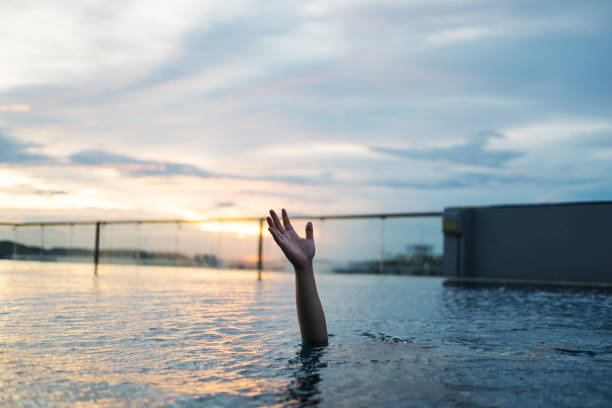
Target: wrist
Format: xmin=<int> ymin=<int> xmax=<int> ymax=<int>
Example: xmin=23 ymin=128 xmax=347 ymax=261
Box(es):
xmin=294 ymin=262 xmax=313 ymax=274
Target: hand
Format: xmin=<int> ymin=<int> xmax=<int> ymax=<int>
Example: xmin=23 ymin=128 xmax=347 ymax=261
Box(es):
xmin=267 ymin=209 xmax=315 ymax=270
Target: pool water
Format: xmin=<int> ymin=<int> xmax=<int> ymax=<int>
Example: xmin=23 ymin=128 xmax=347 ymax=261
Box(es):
xmin=1 ymin=261 xmax=610 ymax=407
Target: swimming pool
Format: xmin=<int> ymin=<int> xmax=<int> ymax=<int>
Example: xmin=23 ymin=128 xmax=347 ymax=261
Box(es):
xmin=1 ymin=261 xmax=610 ymax=407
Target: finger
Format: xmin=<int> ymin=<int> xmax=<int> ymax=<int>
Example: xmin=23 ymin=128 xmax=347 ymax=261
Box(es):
xmin=269 ymin=209 xmax=285 ymax=233
xmin=266 ymin=216 xmax=275 ymax=230
xmin=281 ymin=208 xmax=294 ymax=231
xmin=305 ymin=221 xmax=314 ymax=241
xmin=268 ymin=227 xmax=283 ymax=247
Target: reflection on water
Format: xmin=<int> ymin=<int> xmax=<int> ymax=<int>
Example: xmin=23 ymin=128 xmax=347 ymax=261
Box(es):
xmin=1 ymin=260 xmax=610 ymax=407
xmin=283 ymin=342 xmax=327 ymax=406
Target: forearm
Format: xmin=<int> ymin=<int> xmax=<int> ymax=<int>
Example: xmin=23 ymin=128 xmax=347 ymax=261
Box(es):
xmin=294 ymin=263 xmax=328 ymax=343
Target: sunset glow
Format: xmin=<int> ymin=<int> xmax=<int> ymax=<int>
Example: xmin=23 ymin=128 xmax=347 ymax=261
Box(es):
xmin=198 ymin=221 xmax=266 ymax=238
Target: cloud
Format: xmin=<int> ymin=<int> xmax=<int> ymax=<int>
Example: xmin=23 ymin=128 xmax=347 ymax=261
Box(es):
xmin=372 ymin=172 xmax=594 ymax=190
xmin=371 ymin=132 xmax=522 ymax=168
xmin=0 ymin=184 xmax=67 ymax=196
xmin=426 ymin=27 xmax=495 ymax=46
xmin=240 ymin=189 xmax=330 ymax=203
xmin=0 ymin=133 xmax=54 ymax=164
xmin=491 ymin=119 xmax=612 ymax=151
xmin=0 ymin=104 xmax=30 ymax=112
xmin=121 ymin=8 xmax=309 ymax=94
xmin=69 ymin=150 xmax=214 ymax=178
xmin=252 ymin=173 xmax=334 ymax=185
xmin=253 ymin=143 xmax=375 ymax=158
xmin=68 ymin=149 xmax=332 ymax=185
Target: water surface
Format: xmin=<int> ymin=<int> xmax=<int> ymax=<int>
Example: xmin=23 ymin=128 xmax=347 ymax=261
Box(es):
xmin=1 ymin=261 xmax=610 ymax=407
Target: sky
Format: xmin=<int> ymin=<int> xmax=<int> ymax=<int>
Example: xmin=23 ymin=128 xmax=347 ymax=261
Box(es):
xmin=1 ymin=0 xmax=611 ymax=223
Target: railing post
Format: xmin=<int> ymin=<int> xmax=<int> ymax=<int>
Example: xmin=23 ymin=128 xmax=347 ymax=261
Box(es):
xmin=379 ymin=216 xmax=386 ymax=274
xmin=12 ymin=225 xmax=17 ymax=260
xmin=136 ymin=222 xmax=141 ymax=265
xmin=174 ymin=221 xmax=180 ymax=267
xmin=40 ymin=225 xmax=44 ymax=261
xmin=94 ymin=221 xmax=101 ymax=275
xmin=257 ymin=218 xmax=264 ymax=280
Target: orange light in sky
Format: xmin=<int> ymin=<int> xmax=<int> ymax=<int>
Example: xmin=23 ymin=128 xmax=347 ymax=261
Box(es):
xmin=197 ymin=221 xmax=267 ymax=238
xmin=241 ymin=254 xmax=260 ymax=263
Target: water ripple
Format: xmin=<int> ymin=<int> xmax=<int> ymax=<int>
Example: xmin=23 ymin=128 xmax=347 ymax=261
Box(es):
xmin=1 ymin=261 xmax=610 ymax=407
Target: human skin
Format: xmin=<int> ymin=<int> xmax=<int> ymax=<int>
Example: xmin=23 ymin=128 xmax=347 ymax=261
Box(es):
xmin=267 ymin=209 xmax=328 ymax=344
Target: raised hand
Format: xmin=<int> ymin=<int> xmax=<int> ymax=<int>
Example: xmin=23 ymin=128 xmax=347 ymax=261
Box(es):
xmin=267 ymin=209 xmax=314 ymax=270
xmin=267 ymin=208 xmax=327 ymax=343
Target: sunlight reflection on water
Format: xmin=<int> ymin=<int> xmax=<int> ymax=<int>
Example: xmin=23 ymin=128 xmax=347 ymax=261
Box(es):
xmin=1 ymin=261 xmax=610 ymax=407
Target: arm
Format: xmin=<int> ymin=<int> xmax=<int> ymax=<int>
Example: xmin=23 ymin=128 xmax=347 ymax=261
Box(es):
xmin=267 ymin=209 xmax=328 ymax=343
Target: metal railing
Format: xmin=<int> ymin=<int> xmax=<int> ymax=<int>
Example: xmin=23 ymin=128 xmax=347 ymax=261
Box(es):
xmin=0 ymin=211 xmax=443 ymax=278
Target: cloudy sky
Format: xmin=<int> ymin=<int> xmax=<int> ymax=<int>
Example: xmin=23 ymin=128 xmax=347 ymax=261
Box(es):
xmin=1 ymin=0 xmax=611 ymax=222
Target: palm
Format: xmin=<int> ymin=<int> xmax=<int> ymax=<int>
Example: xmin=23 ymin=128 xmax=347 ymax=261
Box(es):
xmin=267 ymin=209 xmax=315 ymax=268
xmin=281 ymin=229 xmax=315 ymax=265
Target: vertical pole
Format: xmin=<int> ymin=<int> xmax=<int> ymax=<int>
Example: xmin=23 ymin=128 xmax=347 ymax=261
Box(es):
xmin=40 ymin=225 xmax=44 ymax=261
xmin=69 ymin=223 xmax=74 ymax=248
xmin=94 ymin=221 xmax=101 ymax=275
xmin=216 ymin=223 xmax=222 ymax=268
xmin=135 ymin=222 xmax=140 ymax=265
xmin=12 ymin=225 xmax=17 ymax=260
xmin=379 ymin=216 xmax=386 ymax=274
xmin=174 ymin=221 xmax=180 ymax=267
xmin=317 ymin=218 xmax=325 ymax=273
xmin=69 ymin=223 xmax=74 ymax=262
xmin=257 ymin=218 xmax=264 ymax=280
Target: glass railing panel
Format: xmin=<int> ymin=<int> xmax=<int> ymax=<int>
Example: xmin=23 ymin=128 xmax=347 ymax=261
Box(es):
xmin=12 ymin=226 xmax=45 ymax=261
xmin=99 ymin=223 xmax=140 ymax=265
xmin=0 ymin=213 xmax=443 ymax=277
xmin=133 ymin=222 xmax=217 ymax=267
xmin=381 ymin=216 xmax=443 ymax=276
xmin=195 ymin=220 xmax=262 ymax=270
xmin=307 ymin=218 xmax=383 ymax=274
xmin=0 ymin=225 xmax=16 ymax=261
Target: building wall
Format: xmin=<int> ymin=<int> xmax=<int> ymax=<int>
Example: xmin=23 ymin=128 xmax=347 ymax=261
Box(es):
xmin=443 ymin=202 xmax=612 ymax=283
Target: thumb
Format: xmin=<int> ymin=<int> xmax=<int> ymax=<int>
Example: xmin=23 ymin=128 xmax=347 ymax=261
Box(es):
xmin=305 ymin=221 xmax=314 ymax=240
